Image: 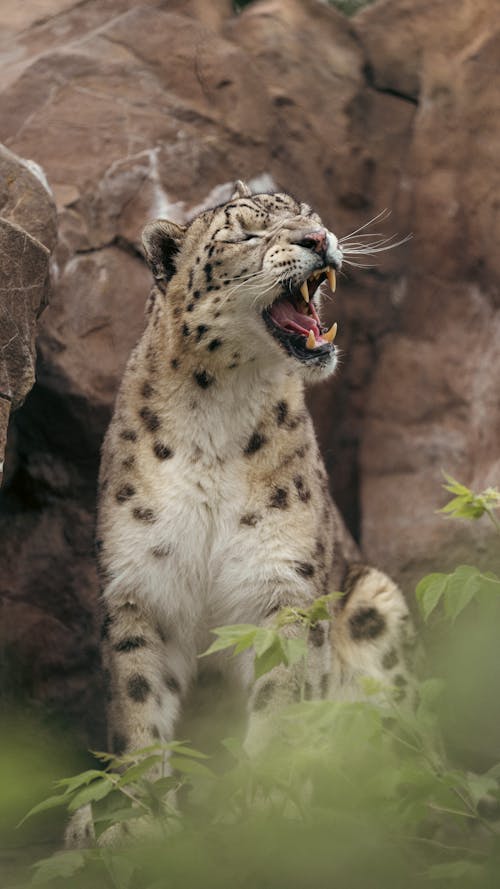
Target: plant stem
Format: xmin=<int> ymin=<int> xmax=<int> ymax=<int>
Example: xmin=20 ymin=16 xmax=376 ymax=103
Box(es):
xmin=107 ymin=775 xmax=150 ymax=814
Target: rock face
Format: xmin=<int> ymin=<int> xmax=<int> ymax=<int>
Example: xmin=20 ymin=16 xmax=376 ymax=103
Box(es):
xmin=356 ymin=0 xmax=500 ymax=587
xmin=0 ymin=145 xmax=57 ymax=483
xmin=0 ymin=0 xmax=499 ymax=743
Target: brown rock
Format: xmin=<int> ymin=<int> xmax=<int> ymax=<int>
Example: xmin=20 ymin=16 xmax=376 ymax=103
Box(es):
xmin=38 ymin=246 xmax=150 ymax=413
xmin=359 ymin=1 xmax=500 ymax=589
xmin=0 ymin=144 xmax=57 ymax=484
xmin=0 ymin=221 xmax=48 ymax=404
xmin=0 ymin=399 xmax=9 ymax=478
xmin=356 ymin=0 xmax=495 ymax=100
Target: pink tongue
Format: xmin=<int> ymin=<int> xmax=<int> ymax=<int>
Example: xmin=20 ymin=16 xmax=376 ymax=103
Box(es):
xmin=270 ymin=299 xmax=320 ymax=338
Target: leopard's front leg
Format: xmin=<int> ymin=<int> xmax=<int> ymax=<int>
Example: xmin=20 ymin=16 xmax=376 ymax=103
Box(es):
xmin=102 ymin=595 xmax=193 ymax=759
xmin=65 ymin=591 xmax=196 ymax=848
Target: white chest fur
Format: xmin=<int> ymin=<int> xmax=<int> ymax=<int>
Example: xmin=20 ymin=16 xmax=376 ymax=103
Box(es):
xmin=100 ymin=359 xmax=312 ymax=651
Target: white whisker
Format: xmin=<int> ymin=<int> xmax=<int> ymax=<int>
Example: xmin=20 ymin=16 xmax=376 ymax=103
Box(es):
xmin=250 ymin=278 xmax=282 ymax=307
xmin=341 ymin=258 xmax=376 ymax=269
xmin=339 ymin=232 xmax=386 ymax=241
xmin=340 ymin=235 xmax=397 ymax=250
xmin=342 ymin=234 xmax=412 ymax=257
xmin=339 ymin=209 xmax=391 ymax=242
xmin=214 ymin=269 xmax=268 ymax=286
xmin=211 ymin=269 xmax=274 ymax=309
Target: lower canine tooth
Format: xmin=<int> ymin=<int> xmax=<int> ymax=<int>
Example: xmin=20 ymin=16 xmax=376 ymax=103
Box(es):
xmin=327 ymin=268 xmax=336 ymax=292
xmin=306 ymin=330 xmax=316 ymax=350
xmin=324 ymin=322 xmax=337 ymax=343
xmin=300 ymin=281 xmax=309 ymax=303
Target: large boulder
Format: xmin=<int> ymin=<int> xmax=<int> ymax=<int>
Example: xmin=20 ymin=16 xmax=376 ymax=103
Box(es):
xmin=0 ymin=144 xmax=57 ymax=485
xmin=356 ymin=0 xmax=500 ymax=588
xmin=356 ymin=0 xmax=494 ymax=100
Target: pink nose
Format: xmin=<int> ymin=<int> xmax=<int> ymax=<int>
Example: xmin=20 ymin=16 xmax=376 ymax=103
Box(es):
xmin=294 ymin=229 xmax=328 ymax=256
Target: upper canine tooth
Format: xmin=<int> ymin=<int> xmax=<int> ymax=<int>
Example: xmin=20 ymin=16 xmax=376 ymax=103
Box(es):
xmin=324 ymin=322 xmax=337 ymax=343
xmin=327 ymin=267 xmax=336 ymax=293
xmin=300 ymin=281 xmax=310 ymax=303
xmin=306 ymin=330 xmax=316 ymax=350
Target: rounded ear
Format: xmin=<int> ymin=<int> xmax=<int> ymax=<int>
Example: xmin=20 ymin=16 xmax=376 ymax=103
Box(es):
xmin=231 ymin=179 xmax=252 ymax=199
xmin=142 ymin=219 xmax=186 ymax=287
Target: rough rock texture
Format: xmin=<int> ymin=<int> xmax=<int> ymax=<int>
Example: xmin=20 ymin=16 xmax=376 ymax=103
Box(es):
xmin=356 ymin=0 xmax=500 ymax=588
xmin=357 ymin=0 xmax=494 ymax=101
xmin=0 ymin=144 xmax=57 ymax=484
xmin=0 ymin=0 xmax=499 ymax=742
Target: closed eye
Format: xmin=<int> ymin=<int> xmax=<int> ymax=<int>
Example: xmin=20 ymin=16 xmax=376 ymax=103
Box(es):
xmin=216 ymin=232 xmax=261 ymax=245
xmin=240 ymin=232 xmax=260 ymax=242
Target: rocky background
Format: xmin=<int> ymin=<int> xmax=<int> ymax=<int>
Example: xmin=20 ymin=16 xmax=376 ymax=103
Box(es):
xmin=1 ymin=0 xmax=499 ymax=746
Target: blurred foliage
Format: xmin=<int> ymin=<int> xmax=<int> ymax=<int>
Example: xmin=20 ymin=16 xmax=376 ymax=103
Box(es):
xmin=2 ymin=477 xmax=500 ymax=888
xmin=0 ymin=711 xmax=91 ymax=888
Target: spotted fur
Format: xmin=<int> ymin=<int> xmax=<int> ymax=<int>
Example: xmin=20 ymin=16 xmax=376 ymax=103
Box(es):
xmin=66 ymin=182 xmax=413 ymax=848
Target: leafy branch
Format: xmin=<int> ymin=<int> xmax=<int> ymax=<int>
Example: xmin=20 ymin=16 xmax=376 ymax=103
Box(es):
xmin=439 ymin=472 xmax=500 ymax=534
xmin=200 ymin=595 xmax=339 ymax=680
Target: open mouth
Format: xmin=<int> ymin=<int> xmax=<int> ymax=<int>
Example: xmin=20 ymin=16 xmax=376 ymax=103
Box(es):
xmin=263 ymin=267 xmax=338 ymax=362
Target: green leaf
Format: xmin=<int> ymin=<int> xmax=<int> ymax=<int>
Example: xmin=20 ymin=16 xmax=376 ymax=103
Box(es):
xmin=254 ymin=635 xmax=286 ymax=679
xmin=416 ymin=573 xmax=448 ymax=621
xmin=18 ymin=793 xmax=69 ymax=826
xmin=439 ymin=496 xmax=484 ymax=519
xmin=168 ymin=743 xmax=209 ymax=759
xmin=90 ymin=749 xmax=117 ymax=763
xmin=253 ymin=627 xmax=280 ymax=658
xmin=305 ymin=593 xmax=340 ymax=623
xmin=56 ymin=769 xmax=105 ymax=795
xmin=441 ymin=472 xmax=472 ymax=496
xmin=443 ymin=565 xmax=481 ymax=621
xmin=143 ymin=776 xmax=179 ymax=800
xmin=92 ymin=807 xmax=144 ymax=824
xmin=32 ymin=851 xmax=86 ymax=885
xmin=200 ymin=624 xmax=259 ymax=658
xmin=439 ymin=473 xmax=500 ymax=522
xmin=477 ymin=570 xmax=500 ymax=593
xmin=169 ymin=756 xmax=214 ymax=776
xmin=117 ymin=755 xmax=163 ymax=787
xmin=68 ymin=776 xmax=115 ymax=812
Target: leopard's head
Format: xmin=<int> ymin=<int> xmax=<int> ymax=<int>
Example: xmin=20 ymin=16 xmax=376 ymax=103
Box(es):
xmin=142 ymin=181 xmax=343 ymax=383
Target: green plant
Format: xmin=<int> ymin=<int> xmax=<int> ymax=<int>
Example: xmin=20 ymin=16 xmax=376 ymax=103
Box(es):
xmin=416 ymin=474 xmax=500 ymax=622
xmin=8 ymin=478 xmax=500 ymax=889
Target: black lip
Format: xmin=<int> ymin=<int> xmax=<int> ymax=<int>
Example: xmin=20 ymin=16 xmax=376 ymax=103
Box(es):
xmin=263 ymin=309 xmax=334 ymax=363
